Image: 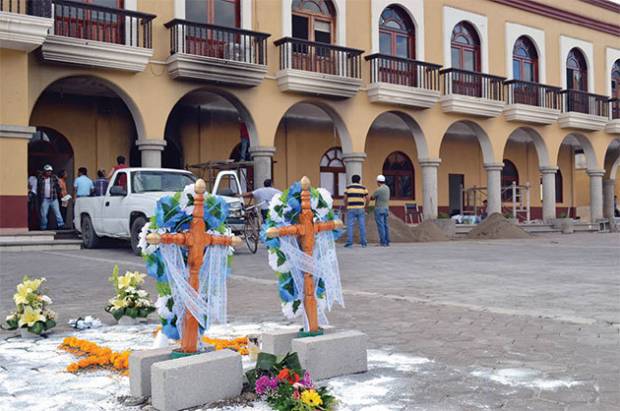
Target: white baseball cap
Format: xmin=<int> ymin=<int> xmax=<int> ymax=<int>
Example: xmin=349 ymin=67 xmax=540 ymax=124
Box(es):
xmin=376 ymin=174 xmax=386 ymax=182
xmin=43 ymin=164 xmax=53 ymax=171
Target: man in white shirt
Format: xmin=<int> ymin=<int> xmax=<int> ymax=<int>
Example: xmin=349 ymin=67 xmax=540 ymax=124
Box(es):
xmin=242 ymin=179 xmax=281 ymax=221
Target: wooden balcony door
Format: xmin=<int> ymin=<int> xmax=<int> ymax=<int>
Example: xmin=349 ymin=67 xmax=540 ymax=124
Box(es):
xmin=450 ymin=22 xmax=481 ymax=97
xmin=291 ymin=0 xmax=336 ymax=74
xmin=184 ymin=0 xmax=240 ymax=58
xmin=512 ymin=36 xmax=539 ymax=105
xmin=54 ymin=0 xmax=125 ymax=44
xmin=566 ymin=48 xmax=588 ymax=113
xmin=378 ymin=5 xmax=415 ymax=86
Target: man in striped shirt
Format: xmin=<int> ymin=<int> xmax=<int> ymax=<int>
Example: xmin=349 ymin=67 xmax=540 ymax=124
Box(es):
xmin=344 ymin=174 xmax=369 ymax=247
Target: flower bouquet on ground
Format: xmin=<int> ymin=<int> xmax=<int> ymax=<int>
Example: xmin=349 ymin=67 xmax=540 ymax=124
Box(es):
xmin=105 ymin=265 xmax=155 ymax=323
xmin=2 ymin=276 xmax=56 ymax=337
xmin=246 ymin=352 xmax=336 ymax=411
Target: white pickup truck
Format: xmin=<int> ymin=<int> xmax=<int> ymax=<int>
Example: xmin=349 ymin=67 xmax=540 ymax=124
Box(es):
xmin=74 ymin=168 xmax=244 ymax=254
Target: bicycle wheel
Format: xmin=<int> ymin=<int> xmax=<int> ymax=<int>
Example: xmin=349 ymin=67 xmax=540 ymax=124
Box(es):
xmin=244 ymin=210 xmax=260 ymax=254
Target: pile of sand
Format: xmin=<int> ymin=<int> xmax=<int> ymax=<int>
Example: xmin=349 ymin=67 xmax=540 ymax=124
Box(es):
xmin=465 ymin=213 xmax=530 ymax=240
xmin=343 ymin=211 xmax=449 ymax=243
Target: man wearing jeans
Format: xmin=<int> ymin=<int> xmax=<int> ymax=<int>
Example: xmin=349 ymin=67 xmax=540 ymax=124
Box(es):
xmin=37 ymin=164 xmax=64 ymax=230
xmin=371 ymin=174 xmax=391 ymax=246
xmin=344 ymin=174 xmax=369 ymax=248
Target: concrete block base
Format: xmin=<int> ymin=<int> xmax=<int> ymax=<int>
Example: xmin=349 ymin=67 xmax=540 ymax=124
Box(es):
xmin=260 ymin=325 xmax=335 ymax=356
xmin=129 ymin=347 xmax=174 ymax=398
xmin=151 ymin=349 xmax=243 ymax=411
xmin=291 ymin=330 xmax=367 ymax=380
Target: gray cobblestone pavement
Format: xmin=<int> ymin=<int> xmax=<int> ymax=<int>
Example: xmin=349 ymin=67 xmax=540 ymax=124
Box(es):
xmin=1 ymin=232 xmax=619 ymax=410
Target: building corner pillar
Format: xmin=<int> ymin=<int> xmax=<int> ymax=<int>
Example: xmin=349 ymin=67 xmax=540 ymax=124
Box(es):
xmin=136 ymin=139 xmax=166 ymax=168
xmin=484 ymin=162 xmax=504 ymax=215
xmin=419 ymin=158 xmax=441 ymax=220
xmin=342 ymin=152 xmax=367 ymax=185
xmin=602 ymin=178 xmax=616 ymax=219
xmin=587 ymin=169 xmax=605 ymax=222
xmin=540 ymin=166 xmax=558 ymax=223
xmin=0 ymin=124 xmax=35 ymax=231
xmin=249 ymin=146 xmax=276 ymax=188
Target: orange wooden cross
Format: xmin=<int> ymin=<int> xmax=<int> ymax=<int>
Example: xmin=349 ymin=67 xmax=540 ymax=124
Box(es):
xmin=146 ymin=179 xmax=240 ymax=353
xmin=266 ymin=176 xmax=343 ymax=333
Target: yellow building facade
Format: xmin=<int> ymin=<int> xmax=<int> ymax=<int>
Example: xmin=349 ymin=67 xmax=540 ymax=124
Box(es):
xmin=0 ymin=0 xmax=619 ymax=231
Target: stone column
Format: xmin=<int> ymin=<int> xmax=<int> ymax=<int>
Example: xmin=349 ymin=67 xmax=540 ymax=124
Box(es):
xmin=0 ymin=125 xmax=35 ymax=231
xmin=540 ymin=166 xmax=558 ymax=223
xmin=136 ymin=139 xmax=166 ymax=168
xmin=419 ymin=158 xmax=441 ymax=220
xmin=249 ymin=146 xmax=276 ymax=188
xmin=603 ymin=178 xmax=616 ymax=219
xmin=484 ymin=162 xmax=504 ymax=215
xmin=587 ymin=169 xmax=605 ymax=222
xmin=342 ymin=152 xmax=367 ymax=185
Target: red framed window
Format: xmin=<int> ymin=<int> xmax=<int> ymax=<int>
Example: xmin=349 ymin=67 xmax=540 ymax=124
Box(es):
xmin=611 ymin=59 xmax=620 ymax=99
xmin=513 ymin=36 xmax=538 ymax=82
xmin=379 ymin=6 xmax=414 ymax=59
xmin=566 ymin=48 xmax=588 ymax=91
xmin=501 ymin=159 xmax=519 ymax=202
xmin=184 ymin=0 xmax=241 ymax=58
xmin=291 ymin=0 xmax=337 ymax=74
xmin=54 ymin=0 xmax=125 ymax=44
xmin=320 ymin=147 xmax=346 ymax=198
xmin=382 ymin=151 xmax=414 ymax=200
xmin=451 ymin=22 xmax=480 ymax=72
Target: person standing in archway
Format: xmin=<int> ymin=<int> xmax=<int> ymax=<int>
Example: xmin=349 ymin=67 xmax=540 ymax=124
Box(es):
xmin=37 ymin=165 xmax=64 ymax=230
xmin=108 ymin=155 xmax=128 ymax=188
xmin=371 ymin=175 xmax=391 ymax=247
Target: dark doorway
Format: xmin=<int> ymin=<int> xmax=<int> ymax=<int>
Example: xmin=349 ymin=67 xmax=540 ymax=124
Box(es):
xmin=449 ymin=173 xmax=464 ymax=215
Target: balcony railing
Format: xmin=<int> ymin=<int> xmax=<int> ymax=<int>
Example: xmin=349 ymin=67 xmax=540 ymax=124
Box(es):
xmin=274 ymin=37 xmax=363 ymax=79
xmin=365 ymin=53 xmax=441 ymax=91
xmin=440 ymin=68 xmax=505 ymax=101
xmin=1 ymin=0 xmax=51 ymax=16
xmin=164 ymin=19 xmax=269 ymax=65
xmin=560 ymin=90 xmax=609 ymax=117
xmin=51 ymin=0 xmax=154 ymax=47
xmin=610 ymin=98 xmax=619 ymax=120
xmin=504 ymin=80 xmax=561 ymax=110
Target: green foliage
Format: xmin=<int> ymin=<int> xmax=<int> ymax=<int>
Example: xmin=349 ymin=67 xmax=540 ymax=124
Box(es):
xmin=109 ymin=265 xmax=120 ymax=293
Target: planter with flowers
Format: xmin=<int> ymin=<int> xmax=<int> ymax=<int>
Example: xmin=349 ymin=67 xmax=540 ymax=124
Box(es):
xmin=3 ymin=276 xmax=56 ymax=337
xmin=105 ymin=265 xmax=155 ymax=324
xmin=246 ymin=352 xmax=336 ymax=411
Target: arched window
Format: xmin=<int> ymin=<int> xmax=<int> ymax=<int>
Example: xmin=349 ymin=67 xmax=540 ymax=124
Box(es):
xmin=501 ymin=159 xmax=519 ymax=202
xmin=379 ymin=6 xmax=415 ymax=59
xmin=292 ymin=0 xmax=335 ymax=43
xmin=320 ymin=147 xmax=345 ymax=198
xmin=566 ymin=48 xmax=587 ymax=91
xmin=555 ymin=169 xmax=563 ymax=203
xmin=512 ymin=36 xmax=538 ymax=82
xmin=612 ymin=59 xmax=620 ymax=119
xmin=451 ymin=21 xmax=480 ymax=72
xmin=186 ymin=0 xmax=240 ymax=27
xmin=382 ymin=151 xmax=414 ymax=200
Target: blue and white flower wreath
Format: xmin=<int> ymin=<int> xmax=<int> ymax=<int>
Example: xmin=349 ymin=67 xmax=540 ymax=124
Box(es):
xmin=138 ymin=183 xmax=233 ymax=341
xmin=260 ymin=181 xmax=344 ymax=328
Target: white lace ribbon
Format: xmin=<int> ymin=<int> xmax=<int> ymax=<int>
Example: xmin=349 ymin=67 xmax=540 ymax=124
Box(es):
xmin=278 ymin=231 xmax=344 ymax=331
xmin=160 ymin=243 xmax=229 ymax=342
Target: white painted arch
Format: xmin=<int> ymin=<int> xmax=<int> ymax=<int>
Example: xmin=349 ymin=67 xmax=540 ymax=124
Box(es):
xmin=364 ymin=110 xmax=429 ymax=159
xmin=560 ymin=36 xmax=595 ymax=94
xmin=504 ymin=127 xmax=551 ymax=168
xmin=370 ymin=0 xmax=425 ymax=60
xmin=505 ymin=22 xmax=546 ymax=84
xmin=442 ymin=6 xmax=489 ymax=73
xmin=281 ymin=0 xmax=347 ymax=47
xmin=440 ymin=120 xmax=495 ymax=164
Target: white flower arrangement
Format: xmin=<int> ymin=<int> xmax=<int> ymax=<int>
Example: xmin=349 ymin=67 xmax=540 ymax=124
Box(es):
xmin=2 ymin=276 xmax=56 ymax=336
xmin=105 ymin=265 xmax=155 ymax=321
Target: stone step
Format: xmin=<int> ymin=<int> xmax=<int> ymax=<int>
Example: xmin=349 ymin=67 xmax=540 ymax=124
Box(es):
xmin=0 ymin=231 xmax=56 ymax=243
xmin=0 ymin=239 xmax=82 ymax=252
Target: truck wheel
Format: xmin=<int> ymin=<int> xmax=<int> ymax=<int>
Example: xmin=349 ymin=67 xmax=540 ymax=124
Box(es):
xmin=81 ymin=215 xmax=100 ymax=249
xmin=131 ymin=216 xmax=147 ymax=256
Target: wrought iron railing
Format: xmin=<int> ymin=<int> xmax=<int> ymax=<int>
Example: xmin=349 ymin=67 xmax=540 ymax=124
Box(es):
xmin=0 ymin=0 xmax=51 ymax=17
xmin=560 ymin=89 xmax=609 ymax=117
xmin=440 ymin=68 xmax=505 ymax=101
xmin=164 ymin=19 xmax=270 ymax=65
xmin=610 ymin=98 xmax=619 ymax=120
xmin=51 ymin=0 xmax=154 ymax=48
xmin=274 ymin=37 xmax=363 ymax=79
xmin=365 ymin=53 xmax=441 ymax=91
xmin=504 ymin=80 xmax=561 ymax=110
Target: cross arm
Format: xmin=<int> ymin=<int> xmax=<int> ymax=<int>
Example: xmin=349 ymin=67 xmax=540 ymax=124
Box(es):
xmin=206 ymin=233 xmax=242 ymax=247
xmin=265 ymin=224 xmax=303 ymax=239
xmin=146 ymin=232 xmax=187 ymax=246
xmin=314 ymin=219 xmax=344 ymax=233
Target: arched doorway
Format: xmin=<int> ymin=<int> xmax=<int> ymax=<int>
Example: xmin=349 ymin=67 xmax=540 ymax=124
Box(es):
xmin=450 ymin=21 xmax=481 ymax=96
xmin=566 ymin=48 xmax=588 ymax=113
xmin=501 ymin=159 xmax=519 ymax=202
xmin=28 ymin=128 xmax=74 ymax=230
xmin=383 ymin=151 xmax=414 ymax=200
xmin=378 ymin=5 xmax=416 ymax=86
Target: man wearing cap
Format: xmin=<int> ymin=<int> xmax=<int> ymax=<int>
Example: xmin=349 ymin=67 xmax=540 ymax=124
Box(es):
xmin=37 ymin=164 xmax=64 ymax=230
xmin=371 ymin=174 xmax=391 ymax=246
